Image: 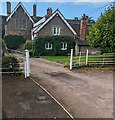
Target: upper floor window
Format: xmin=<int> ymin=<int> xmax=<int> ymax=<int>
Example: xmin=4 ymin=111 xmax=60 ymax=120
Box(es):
xmin=15 ymin=19 xmax=27 ymax=29
xmin=22 ymin=20 xmax=26 ymax=29
xmin=45 ymin=43 xmax=52 ymax=50
xmin=52 ymin=27 xmax=60 ymax=35
xmin=61 ymin=42 xmax=67 ymax=50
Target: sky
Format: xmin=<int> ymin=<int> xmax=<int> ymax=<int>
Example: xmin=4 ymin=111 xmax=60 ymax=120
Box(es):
xmin=0 ymin=1 xmax=114 ymax=21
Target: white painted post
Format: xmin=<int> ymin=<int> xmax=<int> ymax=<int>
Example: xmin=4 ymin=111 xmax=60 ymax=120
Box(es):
xmin=24 ymin=60 xmax=27 ymax=78
xmin=25 ymin=49 xmax=30 ymax=77
xmin=70 ymin=49 xmax=73 ymax=70
xmin=79 ymin=52 xmax=81 ymax=66
xmin=86 ymin=49 xmax=88 ymax=65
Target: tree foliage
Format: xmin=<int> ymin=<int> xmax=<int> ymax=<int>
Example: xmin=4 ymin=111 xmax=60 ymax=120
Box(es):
xmin=86 ymin=4 xmax=115 ymax=53
xmin=0 ymin=38 xmax=7 ymax=51
xmin=24 ymin=40 xmax=32 ymax=50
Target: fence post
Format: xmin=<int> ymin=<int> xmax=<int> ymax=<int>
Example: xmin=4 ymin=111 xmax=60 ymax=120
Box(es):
xmin=79 ymin=52 xmax=81 ymax=66
xmin=70 ymin=49 xmax=73 ymax=70
xmin=25 ymin=49 xmax=30 ymax=78
xmin=86 ymin=49 xmax=88 ymax=65
xmin=24 ymin=60 xmax=27 ymax=78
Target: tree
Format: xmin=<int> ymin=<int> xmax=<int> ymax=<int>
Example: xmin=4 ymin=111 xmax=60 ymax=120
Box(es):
xmin=24 ymin=40 xmax=32 ymax=50
xmin=86 ymin=4 xmax=115 ymax=53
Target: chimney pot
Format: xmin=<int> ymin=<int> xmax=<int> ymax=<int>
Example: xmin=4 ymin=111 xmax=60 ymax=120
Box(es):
xmin=80 ymin=14 xmax=88 ymax=40
xmin=46 ymin=7 xmax=52 ymax=17
xmin=7 ymin=1 xmax=11 ymax=16
xmin=33 ymin=4 xmax=36 ymax=17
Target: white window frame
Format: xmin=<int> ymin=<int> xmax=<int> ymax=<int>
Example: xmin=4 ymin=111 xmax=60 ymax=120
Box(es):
xmin=45 ymin=43 xmax=52 ymax=50
xmin=52 ymin=27 xmax=61 ymax=35
xmin=61 ymin=42 xmax=67 ymax=50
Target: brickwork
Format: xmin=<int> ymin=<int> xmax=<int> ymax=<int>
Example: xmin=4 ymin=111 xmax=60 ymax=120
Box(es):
xmin=80 ymin=14 xmax=88 ymax=40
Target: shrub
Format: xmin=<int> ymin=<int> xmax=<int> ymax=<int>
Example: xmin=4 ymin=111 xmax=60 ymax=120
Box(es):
xmin=33 ymin=36 xmax=75 ymax=56
xmin=0 ymin=38 xmax=7 ymax=56
xmin=24 ymin=40 xmax=32 ymax=50
xmin=2 ymin=55 xmax=21 ymax=75
xmin=3 ymin=35 xmax=26 ymax=50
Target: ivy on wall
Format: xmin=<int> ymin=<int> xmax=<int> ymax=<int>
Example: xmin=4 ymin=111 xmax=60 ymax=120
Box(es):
xmin=32 ymin=36 xmax=75 ymax=56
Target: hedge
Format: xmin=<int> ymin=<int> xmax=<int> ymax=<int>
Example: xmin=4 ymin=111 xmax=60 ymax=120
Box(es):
xmin=32 ymin=36 xmax=75 ymax=56
xmin=3 ymin=35 xmax=26 ymax=50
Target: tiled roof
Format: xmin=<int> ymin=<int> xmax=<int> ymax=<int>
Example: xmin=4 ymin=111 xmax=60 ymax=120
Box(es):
xmin=31 ymin=16 xmax=43 ymax=23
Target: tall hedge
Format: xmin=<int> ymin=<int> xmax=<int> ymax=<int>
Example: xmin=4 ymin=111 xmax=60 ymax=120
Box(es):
xmin=33 ymin=36 xmax=75 ymax=56
xmin=3 ymin=35 xmax=26 ymax=50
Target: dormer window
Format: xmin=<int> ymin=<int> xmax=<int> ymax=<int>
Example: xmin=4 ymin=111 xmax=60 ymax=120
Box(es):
xmin=52 ymin=27 xmax=60 ymax=35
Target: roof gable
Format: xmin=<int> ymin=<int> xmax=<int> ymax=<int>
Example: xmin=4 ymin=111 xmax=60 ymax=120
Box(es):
xmin=34 ymin=9 xmax=77 ymax=35
xmin=6 ymin=2 xmax=34 ymax=23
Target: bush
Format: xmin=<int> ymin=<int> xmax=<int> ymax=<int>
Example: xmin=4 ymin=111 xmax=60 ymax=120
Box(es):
xmin=33 ymin=36 xmax=75 ymax=56
xmin=3 ymin=35 xmax=26 ymax=50
xmin=0 ymin=38 xmax=7 ymax=56
xmin=24 ymin=40 xmax=32 ymax=50
xmin=2 ymin=55 xmax=21 ymax=75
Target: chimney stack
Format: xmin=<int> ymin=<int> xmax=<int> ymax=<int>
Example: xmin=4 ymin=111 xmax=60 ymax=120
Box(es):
xmin=7 ymin=1 xmax=11 ymax=16
xmin=80 ymin=14 xmax=88 ymax=40
xmin=46 ymin=8 xmax=52 ymax=18
xmin=33 ymin=4 xmax=36 ymax=17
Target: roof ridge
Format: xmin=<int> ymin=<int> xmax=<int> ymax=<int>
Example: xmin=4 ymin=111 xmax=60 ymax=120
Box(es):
xmin=6 ymin=2 xmax=34 ymax=23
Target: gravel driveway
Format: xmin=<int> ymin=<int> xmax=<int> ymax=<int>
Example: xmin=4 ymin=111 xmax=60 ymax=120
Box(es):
xmin=30 ymin=58 xmax=113 ymax=118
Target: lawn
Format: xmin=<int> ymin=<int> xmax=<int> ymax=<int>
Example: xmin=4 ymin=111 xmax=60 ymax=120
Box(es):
xmin=41 ymin=56 xmax=70 ymax=64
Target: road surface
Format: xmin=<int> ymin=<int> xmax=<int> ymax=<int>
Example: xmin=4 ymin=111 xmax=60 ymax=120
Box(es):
xmin=29 ymin=58 xmax=113 ymax=118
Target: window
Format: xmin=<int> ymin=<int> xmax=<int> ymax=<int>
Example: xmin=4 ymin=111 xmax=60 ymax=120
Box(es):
xmin=22 ymin=20 xmax=26 ymax=29
xmin=15 ymin=19 xmax=27 ymax=29
xmin=52 ymin=27 xmax=60 ymax=35
xmin=15 ymin=19 xmax=18 ymax=28
xmin=45 ymin=43 xmax=52 ymax=50
xmin=61 ymin=42 xmax=67 ymax=50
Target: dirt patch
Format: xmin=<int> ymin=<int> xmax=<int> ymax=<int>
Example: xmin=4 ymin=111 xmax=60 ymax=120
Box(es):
xmin=2 ymin=75 xmax=70 ymax=118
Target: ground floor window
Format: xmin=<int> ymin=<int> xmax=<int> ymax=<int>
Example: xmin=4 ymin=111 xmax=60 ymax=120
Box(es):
xmin=61 ymin=42 xmax=67 ymax=50
xmin=45 ymin=43 xmax=52 ymax=50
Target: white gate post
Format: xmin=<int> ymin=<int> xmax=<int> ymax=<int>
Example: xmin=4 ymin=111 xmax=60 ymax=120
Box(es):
xmin=70 ymin=49 xmax=73 ymax=70
xmin=86 ymin=49 xmax=88 ymax=65
xmin=24 ymin=60 xmax=27 ymax=78
xmin=25 ymin=49 xmax=30 ymax=78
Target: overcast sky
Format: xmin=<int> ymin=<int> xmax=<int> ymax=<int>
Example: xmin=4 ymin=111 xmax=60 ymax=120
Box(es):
xmin=1 ymin=1 xmax=113 ymax=20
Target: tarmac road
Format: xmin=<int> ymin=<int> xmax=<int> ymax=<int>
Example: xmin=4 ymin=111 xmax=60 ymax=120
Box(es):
xmin=30 ymin=58 xmax=113 ymax=118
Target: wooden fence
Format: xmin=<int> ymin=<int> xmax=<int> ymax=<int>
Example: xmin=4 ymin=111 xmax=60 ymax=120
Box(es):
xmin=70 ymin=49 xmax=115 ymax=70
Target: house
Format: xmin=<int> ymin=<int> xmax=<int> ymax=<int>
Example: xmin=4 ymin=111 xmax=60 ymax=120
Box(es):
xmin=1 ymin=1 xmax=95 ymax=54
xmin=32 ymin=8 xmax=95 ymax=54
xmin=1 ymin=2 xmax=42 ymax=40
